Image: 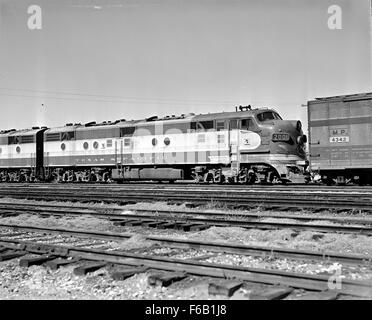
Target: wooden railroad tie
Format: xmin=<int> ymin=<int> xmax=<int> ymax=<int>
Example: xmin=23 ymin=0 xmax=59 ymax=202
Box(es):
xmin=148 ymin=272 xmax=187 ymax=287
xmin=0 ymin=246 xmax=8 ymax=253
xmin=125 ymin=220 xmax=144 ymax=227
xmin=176 ymin=223 xmax=196 ymax=232
xmin=45 ymin=257 xmax=80 ymax=270
xmin=248 ymin=286 xmax=294 ymax=300
xmin=142 ymin=221 xmax=162 ymax=228
xmin=208 ymin=280 xmax=244 ymax=297
xmin=110 ymin=266 xmax=148 ymax=281
xmin=293 ymin=290 xmax=339 ymax=300
xmin=19 ymin=255 xmax=57 ymax=267
xmin=0 ymin=250 xmax=27 ymax=262
xmin=190 ymin=224 xmax=209 ymax=231
xmin=73 ymin=261 xmax=107 ymax=276
xmin=157 ymin=222 xmax=178 ymax=229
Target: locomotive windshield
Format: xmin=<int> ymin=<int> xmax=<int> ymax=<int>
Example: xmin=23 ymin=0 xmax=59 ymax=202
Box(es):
xmin=256 ymin=112 xmax=282 ymax=122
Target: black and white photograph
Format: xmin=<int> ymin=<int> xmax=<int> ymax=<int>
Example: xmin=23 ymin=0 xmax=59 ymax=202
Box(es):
xmin=0 ymin=0 xmax=372 ymax=307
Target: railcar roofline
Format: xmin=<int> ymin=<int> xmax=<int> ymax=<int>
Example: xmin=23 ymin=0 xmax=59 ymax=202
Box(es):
xmin=311 ymin=92 xmax=372 ymax=103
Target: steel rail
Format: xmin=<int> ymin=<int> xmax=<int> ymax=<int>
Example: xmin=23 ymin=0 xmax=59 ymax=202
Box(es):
xmin=2 ymin=201 xmax=372 ymax=225
xmin=0 ymin=223 xmax=371 ymax=265
xmin=2 ymin=182 xmax=372 ymax=193
xmin=0 ymin=189 xmax=371 ymax=211
xmin=1 ymin=185 xmax=372 ymax=198
xmin=1 ymin=205 xmax=372 ymax=234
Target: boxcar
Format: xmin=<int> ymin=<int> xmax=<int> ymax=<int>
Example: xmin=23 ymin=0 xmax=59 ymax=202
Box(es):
xmin=308 ymin=92 xmax=372 ymax=184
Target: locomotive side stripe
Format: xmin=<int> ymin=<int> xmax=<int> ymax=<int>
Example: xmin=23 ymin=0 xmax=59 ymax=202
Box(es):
xmin=43 ymin=151 xmax=231 ymax=167
xmin=310 ymin=145 xmax=372 ymax=160
xmin=310 ymin=116 xmax=372 ymax=127
xmin=0 ymin=158 xmax=35 ymax=168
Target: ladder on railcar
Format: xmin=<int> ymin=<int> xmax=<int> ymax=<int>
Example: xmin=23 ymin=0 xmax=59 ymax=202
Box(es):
xmin=30 ymin=153 xmax=36 ymax=175
xmin=229 ymin=129 xmax=241 ymax=182
xmin=115 ymin=139 xmax=124 ymax=172
xmin=44 ymin=152 xmax=50 ymax=179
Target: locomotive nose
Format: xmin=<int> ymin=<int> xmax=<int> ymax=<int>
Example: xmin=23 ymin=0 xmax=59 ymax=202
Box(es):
xmin=288 ymin=121 xmax=307 ymax=143
xmin=273 ymin=120 xmax=307 ymax=146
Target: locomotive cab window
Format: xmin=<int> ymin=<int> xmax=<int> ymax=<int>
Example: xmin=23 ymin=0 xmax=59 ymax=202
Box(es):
xmin=61 ymin=131 xmax=75 ymax=141
xmin=240 ymin=119 xmax=255 ymax=131
xmin=256 ymin=112 xmax=282 ymax=122
xmin=192 ymin=121 xmax=214 ymax=132
xmin=120 ymin=127 xmax=136 ymax=137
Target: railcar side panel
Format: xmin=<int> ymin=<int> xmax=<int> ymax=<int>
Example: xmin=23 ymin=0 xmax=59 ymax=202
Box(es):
xmin=44 ymin=131 xmax=231 ymax=166
xmin=308 ymin=93 xmax=372 ymax=183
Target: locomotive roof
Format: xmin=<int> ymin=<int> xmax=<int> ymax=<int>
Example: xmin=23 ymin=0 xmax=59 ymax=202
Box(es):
xmin=0 ymin=107 xmax=279 ymax=136
xmin=44 ymin=120 xmax=143 ymax=134
xmin=309 ymin=92 xmax=372 ymax=104
xmin=0 ymin=127 xmax=45 ymax=137
xmin=44 ymin=125 xmax=83 ymax=134
xmin=190 ymin=108 xmax=279 ymax=122
xmin=77 ymin=120 xmax=142 ymax=131
xmin=42 ymin=108 xmax=278 ymax=133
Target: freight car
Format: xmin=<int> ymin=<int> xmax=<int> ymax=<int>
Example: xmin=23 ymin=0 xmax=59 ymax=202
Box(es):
xmin=0 ymin=106 xmax=308 ymax=184
xmin=308 ymin=92 xmax=372 ymax=185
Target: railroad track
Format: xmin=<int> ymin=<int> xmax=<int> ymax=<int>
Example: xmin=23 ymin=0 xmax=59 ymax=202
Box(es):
xmin=1 ymin=224 xmax=372 ymax=298
xmin=3 ymin=200 xmax=372 ymax=224
xmin=1 ymin=223 xmax=371 ymax=265
xmin=3 ymin=182 xmax=372 ymax=193
xmin=2 ymin=202 xmax=372 ymax=235
xmin=0 ymin=185 xmax=371 ymax=211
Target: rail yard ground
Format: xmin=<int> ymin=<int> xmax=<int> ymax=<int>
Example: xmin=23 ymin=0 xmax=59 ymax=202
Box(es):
xmin=1 ymin=193 xmax=372 ymax=300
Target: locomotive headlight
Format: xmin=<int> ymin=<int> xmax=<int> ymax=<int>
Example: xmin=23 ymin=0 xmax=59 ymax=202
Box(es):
xmin=297 ymin=135 xmax=307 ymax=144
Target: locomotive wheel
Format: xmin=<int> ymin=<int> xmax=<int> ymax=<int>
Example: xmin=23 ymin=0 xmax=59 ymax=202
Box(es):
xmin=204 ymin=172 xmax=214 ymax=183
xmin=62 ymin=173 xmax=67 ymax=182
xmin=18 ymin=174 xmax=26 ymax=183
xmin=267 ymin=171 xmax=277 ymax=184
xmin=219 ymin=175 xmax=226 ymax=184
xmin=247 ymin=173 xmax=256 ymax=185
xmin=227 ymin=177 xmax=236 ymax=184
xmin=89 ymin=174 xmax=98 ymax=182
xmin=102 ymin=172 xmax=110 ymax=183
xmin=192 ymin=174 xmax=203 ymax=184
xmin=325 ymin=177 xmax=335 ymax=186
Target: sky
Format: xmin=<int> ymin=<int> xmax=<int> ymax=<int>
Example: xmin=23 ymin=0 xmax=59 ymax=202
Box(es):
xmin=0 ymin=0 xmax=371 ymax=133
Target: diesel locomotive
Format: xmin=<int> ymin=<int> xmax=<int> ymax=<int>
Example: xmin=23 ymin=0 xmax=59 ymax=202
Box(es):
xmin=0 ymin=106 xmax=308 ymax=184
